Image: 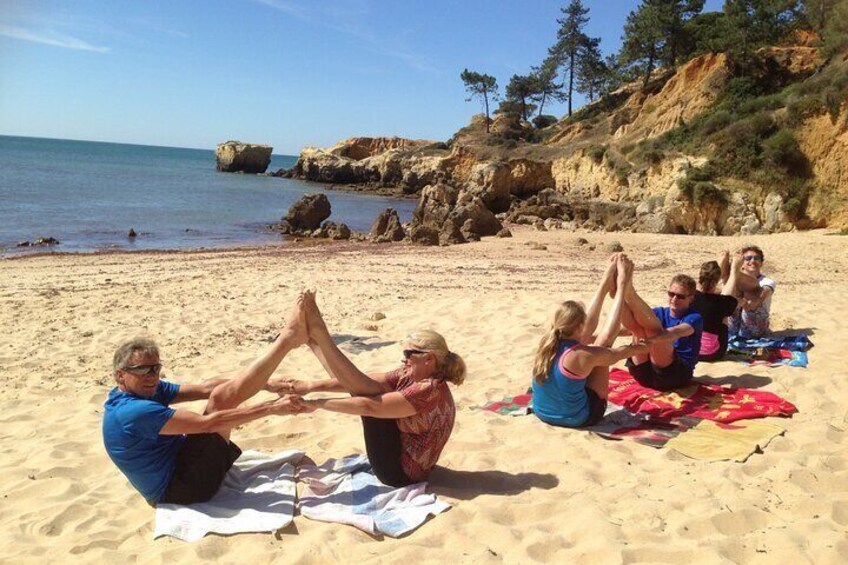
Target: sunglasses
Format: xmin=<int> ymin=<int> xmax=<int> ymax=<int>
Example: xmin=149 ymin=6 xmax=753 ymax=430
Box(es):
xmin=121 ymin=363 xmax=162 ymax=376
xmin=667 ymin=291 xmax=690 ymax=300
xmin=742 ymin=255 xmax=764 ymax=262
xmin=402 ymin=349 xmax=427 ymax=360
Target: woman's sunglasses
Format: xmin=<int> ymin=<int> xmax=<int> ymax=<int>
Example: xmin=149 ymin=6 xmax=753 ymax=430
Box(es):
xmin=402 ymin=349 xmax=427 ymax=360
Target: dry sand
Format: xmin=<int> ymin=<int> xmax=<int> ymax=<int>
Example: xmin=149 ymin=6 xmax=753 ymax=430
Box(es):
xmin=1 ymin=228 xmax=846 ymax=563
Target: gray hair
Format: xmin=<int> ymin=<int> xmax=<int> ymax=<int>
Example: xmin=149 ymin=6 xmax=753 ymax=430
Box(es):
xmin=113 ymin=337 xmax=159 ymax=375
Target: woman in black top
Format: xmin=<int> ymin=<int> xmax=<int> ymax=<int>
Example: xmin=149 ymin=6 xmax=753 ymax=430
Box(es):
xmin=692 ymin=256 xmax=739 ymax=361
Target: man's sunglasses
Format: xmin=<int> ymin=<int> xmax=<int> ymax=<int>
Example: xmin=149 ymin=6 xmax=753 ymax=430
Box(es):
xmin=402 ymin=349 xmax=427 ymax=360
xmin=121 ymin=363 xmax=162 ymax=376
xmin=667 ymin=291 xmax=690 ymax=300
xmin=742 ymin=255 xmax=764 ymax=262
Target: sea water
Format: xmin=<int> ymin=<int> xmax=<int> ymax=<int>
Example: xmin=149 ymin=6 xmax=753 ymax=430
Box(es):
xmin=0 ymin=135 xmax=417 ymax=256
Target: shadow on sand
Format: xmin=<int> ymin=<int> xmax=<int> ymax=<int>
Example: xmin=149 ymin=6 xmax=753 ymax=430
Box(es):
xmin=427 ymin=466 xmax=558 ymax=501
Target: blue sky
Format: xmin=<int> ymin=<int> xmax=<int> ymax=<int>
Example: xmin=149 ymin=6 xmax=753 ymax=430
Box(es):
xmin=0 ymin=0 xmax=723 ymax=155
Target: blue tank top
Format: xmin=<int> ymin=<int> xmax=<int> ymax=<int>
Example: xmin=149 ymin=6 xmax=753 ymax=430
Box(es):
xmin=531 ymin=340 xmax=591 ymax=427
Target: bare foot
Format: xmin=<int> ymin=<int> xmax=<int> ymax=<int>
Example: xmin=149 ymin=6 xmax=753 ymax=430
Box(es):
xmin=618 ymin=254 xmax=634 ymax=287
xmin=283 ymin=293 xmax=308 ymax=346
xmin=302 ymin=290 xmax=332 ymax=343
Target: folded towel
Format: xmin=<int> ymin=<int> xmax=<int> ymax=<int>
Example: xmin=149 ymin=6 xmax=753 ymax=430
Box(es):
xmin=154 ymin=449 xmax=303 ymax=542
xmin=665 ymin=419 xmax=786 ymax=462
xmin=727 ymin=333 xmax=813 ymax=367
xmin=297 ymin=454 xmax=450 ymax=538
xmin=728 ymin=333 xmax=813 ymax=352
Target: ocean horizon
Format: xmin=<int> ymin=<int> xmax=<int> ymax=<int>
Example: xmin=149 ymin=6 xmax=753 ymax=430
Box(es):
xmin=0 ymin=135 xmax=417 ymax=256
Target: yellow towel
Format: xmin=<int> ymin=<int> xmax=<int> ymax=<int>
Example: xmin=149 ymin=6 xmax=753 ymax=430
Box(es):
xmin=665 ymin=419 xmax=786 ymax=462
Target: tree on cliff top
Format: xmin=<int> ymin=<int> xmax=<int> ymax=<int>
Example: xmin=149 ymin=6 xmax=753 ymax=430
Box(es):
xmin=505 ymin=74 xmax=540 ymax=122
xmin=461 ymin=69 xmax=499 ymax=133
xmin=549 ymin=0 xmax=594 ymax=116
xmin=620 ymin=0 xmax=705 ymax=91
xmin=723 ymin=0 xmax=802 ymax=63
xmin=531 ymin=56 xmax=567 ymax=117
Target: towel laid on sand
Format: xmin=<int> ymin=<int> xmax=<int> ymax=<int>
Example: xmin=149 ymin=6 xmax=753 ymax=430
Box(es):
xmin=297 ymin=454 xmax=450 ymax=538
xmin=472 ymin=393 xmax=532 ymax=416
xmin=727 ymin=333 xmax=813 ymax=367
xmin=608 ymin=368 xmax=798 ymax=423
xmin=585 ymin=404 xmax=699 ymax=448
xmin=665 ymin=419 xmax=786 ymax=462
xmin=154 ymin=449 xmax=303 ymax=542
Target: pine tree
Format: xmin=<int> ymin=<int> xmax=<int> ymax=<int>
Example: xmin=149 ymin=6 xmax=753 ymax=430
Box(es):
xmin=461 ymin=69 xmax=499 ymax=132
xmin=549 ymin=0 xmax=592 ymax=116
xmin=530 ymin=56 xmax=567 ymax=117
xmin=620 ymin=0 xmax=705 ymax=91
xmin=505 ymin=74 xmax=540 ymax=121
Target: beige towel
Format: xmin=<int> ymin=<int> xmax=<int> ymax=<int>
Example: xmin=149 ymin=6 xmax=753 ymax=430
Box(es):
xmin=666 ymin=419 xmax=786 ymax=462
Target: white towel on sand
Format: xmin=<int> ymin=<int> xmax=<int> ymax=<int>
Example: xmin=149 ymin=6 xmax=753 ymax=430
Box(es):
xmin=154 ymin=449 xmax=303 ymax=542
xmin=297 ymin=454 xmax=450 ymax=538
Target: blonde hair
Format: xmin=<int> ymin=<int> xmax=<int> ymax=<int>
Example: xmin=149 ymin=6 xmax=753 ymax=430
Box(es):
xmin=406 ymin=329 xmax=466 ymax=385
xmin=532 ymin=301 xmax=586 ymax=384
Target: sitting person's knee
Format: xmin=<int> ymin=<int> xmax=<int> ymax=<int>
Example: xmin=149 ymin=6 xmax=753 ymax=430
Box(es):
xmin=207 ymin=383 xmax=239 ymax=411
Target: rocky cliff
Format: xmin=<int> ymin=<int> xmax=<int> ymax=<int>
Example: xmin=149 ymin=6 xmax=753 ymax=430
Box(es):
xmin=287 ymin=46 xmax=847 ymax=237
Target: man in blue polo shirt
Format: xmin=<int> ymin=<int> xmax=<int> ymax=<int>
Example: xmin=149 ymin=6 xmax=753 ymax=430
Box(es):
xmin=103 ymin=301 xmax=307 ymax=505
xmin=619 ymin=272 xmax=703 ymax=391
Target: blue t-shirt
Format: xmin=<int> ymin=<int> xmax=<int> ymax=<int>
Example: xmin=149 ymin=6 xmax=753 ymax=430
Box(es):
xmin=102 ymin=381 xmax=183 ymax=503
xmin=653 ymin=307 xmax=703 ymax=370
xmin=532 ymin=341 xmax=590 ymax=427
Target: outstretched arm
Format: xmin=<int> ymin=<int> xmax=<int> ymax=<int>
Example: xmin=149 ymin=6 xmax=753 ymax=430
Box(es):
xmin=172 ymin=378 xmax=229 ymax=403
xmin=644 ymin=323 xmax=695 ymax=344
xmin=302 ymin=392 xmax=417 ymax=419
xmin=572 ymin=342 xmax=650 ymax=371
xmin=266 ymin=377 xmax=346 ymax=395
xmin=160 ymin=396 xmax=300 ymax=435
xmin=721 ymin=253 xmax=743 ymax=298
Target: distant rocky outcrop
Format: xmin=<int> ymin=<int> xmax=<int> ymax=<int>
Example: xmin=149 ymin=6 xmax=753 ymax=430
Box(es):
xmin=216 ymin=141 xmax=272 ymax=174
xmin=290 ymin=137 xmax=450 ymax=195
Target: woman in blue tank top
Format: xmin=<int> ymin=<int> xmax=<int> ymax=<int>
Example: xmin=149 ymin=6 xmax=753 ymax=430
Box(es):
xmin=532 ymin=254 xmax=649 ymax=427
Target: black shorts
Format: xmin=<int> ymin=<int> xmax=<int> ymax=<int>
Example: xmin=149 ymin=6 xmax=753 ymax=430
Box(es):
xmin=361 ymin=416 xmax=414 ymax=488
xmin=627 ymin=355 xmax=693 ymax=392
xmin=580 ymin=387 xmax=608 ymax=427
xmin=159 ymin=433 xmax=242 ymax=505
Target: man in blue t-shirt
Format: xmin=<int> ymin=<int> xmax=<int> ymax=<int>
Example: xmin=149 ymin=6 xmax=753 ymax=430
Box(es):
xmin=103 ymin=300 xmax=309 ymax=505
xmin=619 ymin=272 xmax=703 ymax=391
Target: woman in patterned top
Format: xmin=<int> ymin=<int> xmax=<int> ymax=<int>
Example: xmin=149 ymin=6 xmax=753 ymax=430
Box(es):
xmin=272 ymin=291 xmax=465 ymax=487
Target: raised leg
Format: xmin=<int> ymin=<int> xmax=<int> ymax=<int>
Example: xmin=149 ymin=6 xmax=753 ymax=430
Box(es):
xmin=204 ymin=298 xmax=307 ymax=438
xmin=622 ymin=271 xmax=674 ymax=368
xmin=303 ymin=291 xmax=385 ymax=396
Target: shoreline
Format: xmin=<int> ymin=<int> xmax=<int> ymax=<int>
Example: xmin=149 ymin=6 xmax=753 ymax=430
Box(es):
xmin=5 ymin=225 xmax=845 ymax=262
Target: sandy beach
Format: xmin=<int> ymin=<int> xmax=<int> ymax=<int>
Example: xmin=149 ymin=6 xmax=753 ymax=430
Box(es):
xmin=1 ymin=228 xmax=846 ymax=563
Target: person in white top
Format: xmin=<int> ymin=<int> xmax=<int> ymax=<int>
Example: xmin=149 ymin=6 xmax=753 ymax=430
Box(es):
xmin=728 ymin=245 xmax=776 ymax=338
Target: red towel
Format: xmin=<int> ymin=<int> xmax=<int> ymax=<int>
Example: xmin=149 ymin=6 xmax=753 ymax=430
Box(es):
xmin=608 ymin=368 xmax=797 ymax=423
